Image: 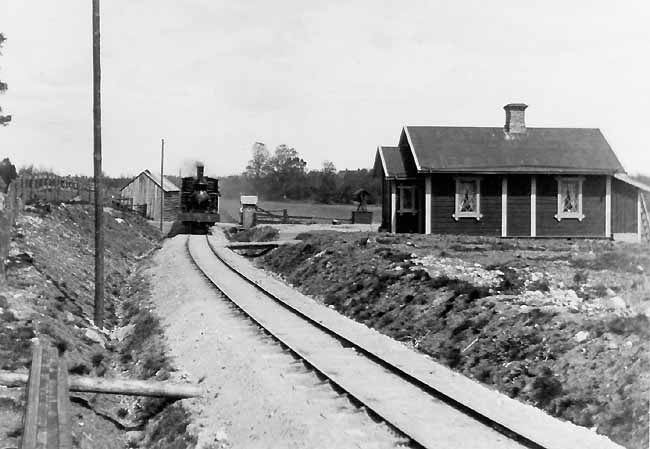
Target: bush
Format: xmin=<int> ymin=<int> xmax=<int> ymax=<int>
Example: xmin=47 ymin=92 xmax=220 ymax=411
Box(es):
xmin=607 ymin=314 xmax=650 ymax=337
xmin=530 ymin=367 xmax=563 ymax=407
xmin=528 ymin=278 xmax=550 ymax=292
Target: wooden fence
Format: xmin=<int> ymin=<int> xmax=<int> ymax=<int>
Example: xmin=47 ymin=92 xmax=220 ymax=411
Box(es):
xmin=254 ymin=206 xmax=352 ymax=225
xmin=8 ymin=174 xmax=94 ymax=207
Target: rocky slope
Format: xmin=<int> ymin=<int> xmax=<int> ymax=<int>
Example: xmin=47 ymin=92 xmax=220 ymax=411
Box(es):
xmin=0 ymin=204 xmax=194 ymax=449
xmin=258 ymin=231 xmax=649 ymax=449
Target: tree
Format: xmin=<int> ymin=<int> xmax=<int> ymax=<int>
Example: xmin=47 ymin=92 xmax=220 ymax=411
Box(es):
xmin=0 ymin=158 xmax=16 ymax=192
xmin=268 ymin=145 xmax=307 ymax=199
xmin=0 ymin=33 xmax=11 ymax=126
xmin=244 ymin=142 xmax=270 ymax=194
xmin=317 ymin=160 xmax=337 ymax=203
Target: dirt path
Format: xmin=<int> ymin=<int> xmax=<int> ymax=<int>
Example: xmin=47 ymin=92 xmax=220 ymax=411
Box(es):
xmin=149 ymin=235 xmax=409 ymax=449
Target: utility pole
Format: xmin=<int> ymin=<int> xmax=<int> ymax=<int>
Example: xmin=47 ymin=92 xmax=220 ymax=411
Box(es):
xmin=92 ymin=0 xmax=104 ymax=328
xmin=160 ymin=139 xmax=164 ymax=231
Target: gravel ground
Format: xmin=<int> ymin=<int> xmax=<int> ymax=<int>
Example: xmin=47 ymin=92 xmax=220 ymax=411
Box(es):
xmin=149 ymin=235 xmax=409 ymax=449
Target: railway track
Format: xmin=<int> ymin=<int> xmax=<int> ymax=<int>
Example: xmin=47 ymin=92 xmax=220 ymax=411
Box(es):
xmin=186 ymin=232 xmax=623 ymax=449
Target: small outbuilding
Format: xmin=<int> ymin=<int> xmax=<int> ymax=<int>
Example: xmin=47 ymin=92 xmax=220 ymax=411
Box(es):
xmin=120 ymin=170 xmax=180 ymax=222
xmin=375 ymin=103 xmax=650 ymax=241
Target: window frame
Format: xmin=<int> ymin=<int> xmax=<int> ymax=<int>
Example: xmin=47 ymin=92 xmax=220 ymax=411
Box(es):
xmin=453 ymin=176 xmax=483 ymax=221
xmin=397 ymin=184 xmax=417 ymax=213
xmin=554 ymin=176 xmax=585 ymax=221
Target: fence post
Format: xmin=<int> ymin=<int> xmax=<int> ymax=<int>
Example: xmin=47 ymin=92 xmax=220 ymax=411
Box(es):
xmin=283 ymin=209 xmax=288 ymax=223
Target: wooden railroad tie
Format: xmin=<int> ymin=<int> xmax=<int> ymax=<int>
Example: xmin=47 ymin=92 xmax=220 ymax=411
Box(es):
xmin=0 ymin=339 xmax=202 ymax=449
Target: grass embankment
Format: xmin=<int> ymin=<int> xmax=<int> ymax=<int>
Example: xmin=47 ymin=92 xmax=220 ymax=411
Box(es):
xmin=257 ymin=231 xmax=649 ymax=449
xmin=0 ymin=204 xmax=195 ymax=449
xmin=219 ymin=197 xmax=381 ymax=224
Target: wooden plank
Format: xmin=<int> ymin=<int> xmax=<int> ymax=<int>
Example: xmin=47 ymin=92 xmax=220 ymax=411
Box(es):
xmin=20 ymin=341 xmax=43 ymax=449
xmin=56 ymin=355 xmax=72 ymax=449
xmin=35 ymin=348 xmax=50 ymax=449
xmin=45 ymin=348 xmax=58 ymax=449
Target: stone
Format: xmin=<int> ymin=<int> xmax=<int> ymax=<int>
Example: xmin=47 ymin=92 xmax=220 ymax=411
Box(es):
xmin=565 ymin=289 xmax=580 ymax=302
xmin=574 ymin=331 xmax=590 ymax=343
xmin=84 ymin=328 xmax=106 ymax=347
xmin=215 ymin=430 xmax=229 ymax=442
xmin=111 ymin=323 xmax=135 ymax=342
xmin=126 ymin=431 xmax=144 ymax=446
xmin=608 ymin=296 xmax=627 ymax=310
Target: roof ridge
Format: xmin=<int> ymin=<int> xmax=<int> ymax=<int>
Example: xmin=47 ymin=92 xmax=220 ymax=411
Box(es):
xmin=404 ymin=125 xmax=602 ymax=131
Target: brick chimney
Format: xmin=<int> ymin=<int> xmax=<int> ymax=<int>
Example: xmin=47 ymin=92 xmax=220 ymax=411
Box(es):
xmin=504 ymin=103 xmax=528 ymax=134
xmin=196 ymin=163 xmax=205 ymax=180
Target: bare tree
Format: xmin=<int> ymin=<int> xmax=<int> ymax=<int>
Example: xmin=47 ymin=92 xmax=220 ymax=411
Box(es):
xmin=0 ymin=33 xmax=11 ymax=126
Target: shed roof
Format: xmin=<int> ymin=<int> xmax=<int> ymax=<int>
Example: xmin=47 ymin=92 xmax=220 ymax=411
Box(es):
xmin=121 ymin=170 xmax=180 ymax=193
xmin=395 ymin=126 xmax=625 ymax=174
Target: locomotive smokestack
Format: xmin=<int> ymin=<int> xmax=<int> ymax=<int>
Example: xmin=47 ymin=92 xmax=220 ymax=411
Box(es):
xmin=196 ymin=163 xmax=204 ymax=180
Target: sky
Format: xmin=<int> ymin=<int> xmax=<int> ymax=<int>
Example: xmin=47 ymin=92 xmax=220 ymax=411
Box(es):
xmin=0 ymin=1 xmax=649 ymax=178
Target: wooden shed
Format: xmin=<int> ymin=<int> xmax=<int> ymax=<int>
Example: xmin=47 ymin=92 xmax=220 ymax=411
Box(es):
xmin=120 ymin=170 xmax=180 ymax=222
xmin=375 ymin=103 xmax=650 ymax=241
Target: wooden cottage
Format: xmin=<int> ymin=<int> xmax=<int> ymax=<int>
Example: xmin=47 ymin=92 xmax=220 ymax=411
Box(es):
xmin=374 ymin=103 xmax=650 ymax=241
xmin=120 ymin=170 xmax=180 ymax=222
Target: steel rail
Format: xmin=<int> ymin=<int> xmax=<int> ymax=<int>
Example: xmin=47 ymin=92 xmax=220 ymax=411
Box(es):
xmin=188 ymin=235 xmax=543 ymax=449
xmin=184 ymin=236 xmax=421 ymax=448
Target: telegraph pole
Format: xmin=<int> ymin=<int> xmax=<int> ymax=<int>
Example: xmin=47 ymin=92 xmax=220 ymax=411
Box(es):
xmin=92 ymin=0 xmax=104 ymax=328
xmin=160 ymin=139 xmax=164 ymax=231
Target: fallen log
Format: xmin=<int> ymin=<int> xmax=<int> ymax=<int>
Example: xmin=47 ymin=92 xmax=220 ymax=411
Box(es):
xmin=0 ymin=370 xmax=202 ymax=399
xmin=225 ymin=240 xmax=301 ymax=250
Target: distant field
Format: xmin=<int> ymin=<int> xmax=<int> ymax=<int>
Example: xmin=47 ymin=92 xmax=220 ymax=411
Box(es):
xmin=219 ymin=197 xmax=381 ymax=224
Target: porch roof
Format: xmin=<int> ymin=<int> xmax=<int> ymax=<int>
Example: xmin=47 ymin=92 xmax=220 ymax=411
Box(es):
xmin=374 ymin=146 xmax=417 ymax=178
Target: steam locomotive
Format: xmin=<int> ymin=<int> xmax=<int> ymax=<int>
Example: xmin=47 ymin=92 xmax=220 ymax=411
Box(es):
xmin=178 ymin=163 xmax=220 ymax=228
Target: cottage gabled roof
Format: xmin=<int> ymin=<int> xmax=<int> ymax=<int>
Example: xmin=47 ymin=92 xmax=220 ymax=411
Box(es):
xmin=389 ymin=126 xmax=625 ymax=174
xmin=121 ymin=170 xmax=180 ymax=193
xmin=374 ymin=146 xmax=418 ymax=178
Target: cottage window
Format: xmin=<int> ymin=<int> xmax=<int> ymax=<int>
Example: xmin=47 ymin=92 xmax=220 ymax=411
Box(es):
xmin=397 ymin=185 xmax=416 ymax=213
xmin=555 ymin=176 xmax=585 ymax=221
xmin=453 ymin=177 xmax=483 ymax=220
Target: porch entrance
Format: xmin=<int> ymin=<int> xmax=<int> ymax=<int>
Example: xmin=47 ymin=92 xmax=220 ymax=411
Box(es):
xmin=395 ymin=181 xmax=424 ymax=233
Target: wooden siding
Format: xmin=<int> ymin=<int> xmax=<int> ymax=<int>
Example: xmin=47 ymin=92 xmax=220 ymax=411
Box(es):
xmin=536 ymin=175 xmax=605 ymax=236
xmin=163 ymin=192 xmax=179 ymax=221
xmin=121 ymin=173 xmax=179 ymax=222
xmin=431 ymin=174 xmax=501 ymax=236
xmin=506 ymin=175 xmax=531 ymax=236
xmin=382 ymin=179 xmax=391 ymax=230
xmin=612 ymin=177 xmax=637 ymax=233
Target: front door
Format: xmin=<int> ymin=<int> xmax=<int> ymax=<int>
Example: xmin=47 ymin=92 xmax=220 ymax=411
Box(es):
xmin=396 ymin=182 xmax=422 ymax=233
